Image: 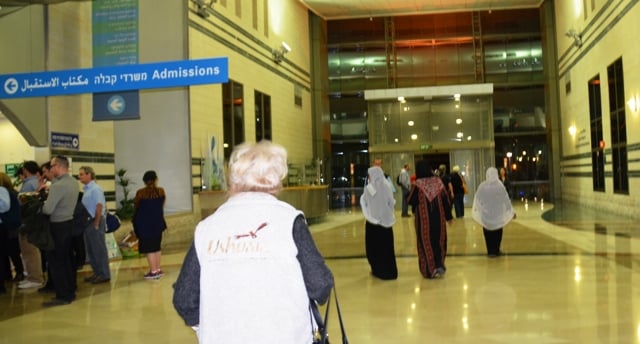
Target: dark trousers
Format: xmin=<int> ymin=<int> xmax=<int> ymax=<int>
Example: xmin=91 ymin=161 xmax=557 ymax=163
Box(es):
xmin=40 ymin=248 xmax=53 ymax=288
xmin=47 ymin=220 xmax=76 ymax=302
xmin=401 ymin=187 xmax=410 ymax=216
xmin=453 ymin=193 xmax=465 ymax=218
xmin=72 ymin=232 xmax=86 ymax=269
xmin=0 ymin=228 xmax=8 ymax=291
xmin=6 ymin=236 xmax=24 ymax=277
xmin=483 ymin=228 xmax=503 ymax=256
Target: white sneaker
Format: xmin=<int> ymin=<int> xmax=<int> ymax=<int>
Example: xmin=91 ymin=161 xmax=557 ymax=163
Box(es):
xmin=18 ymin=281 xmax=42 ymax=289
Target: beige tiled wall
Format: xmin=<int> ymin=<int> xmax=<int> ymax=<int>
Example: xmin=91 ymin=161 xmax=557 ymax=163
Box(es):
xmin=555 ymin=1 xmax=640 ymax=217
xmin=188 ymin=0 xmax=314 ymax=165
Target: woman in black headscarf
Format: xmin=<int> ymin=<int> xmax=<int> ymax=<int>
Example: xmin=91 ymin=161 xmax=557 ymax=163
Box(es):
xmin=407 ymin=160 xmax=453 ymax=279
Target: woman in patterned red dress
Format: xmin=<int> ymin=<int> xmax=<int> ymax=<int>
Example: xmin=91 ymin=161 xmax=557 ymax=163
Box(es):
xmin=407 ymin=160 xmax=453 ymax=279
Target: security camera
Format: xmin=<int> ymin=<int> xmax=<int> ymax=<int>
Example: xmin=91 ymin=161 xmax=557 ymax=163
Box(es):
xmin=281 ymin=42 xmax=291 ymax=53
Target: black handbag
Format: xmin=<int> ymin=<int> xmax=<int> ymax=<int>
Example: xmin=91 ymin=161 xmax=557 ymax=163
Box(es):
xmin=310 ymin=287 xmax=349 ymax=344
xmin=105 ymin=212 xmax=121 ymax=233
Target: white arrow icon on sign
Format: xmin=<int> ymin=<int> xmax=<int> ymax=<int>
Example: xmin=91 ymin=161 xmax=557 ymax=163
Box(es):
xmin=107 ymin=95 xmax=125 ymax=115
xmin=4 ymin=78 xmax=19 ymax=95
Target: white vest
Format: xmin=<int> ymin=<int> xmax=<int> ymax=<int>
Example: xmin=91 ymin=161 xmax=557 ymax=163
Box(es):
xmin=194 ymin=192 xmax=312 ymax=344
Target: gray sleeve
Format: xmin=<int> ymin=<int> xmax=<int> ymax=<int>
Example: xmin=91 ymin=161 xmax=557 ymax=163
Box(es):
xmin=172 ymin=243 xmax=200 ymax=326
xmin=42 ymin=184 xmax=60 ymax=215
xmin=293 ymin=214 xmax=334 ymax=304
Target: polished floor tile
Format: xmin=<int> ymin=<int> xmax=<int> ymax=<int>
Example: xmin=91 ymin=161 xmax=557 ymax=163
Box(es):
xmin=1 ymin=200 xmax=639 ymax=343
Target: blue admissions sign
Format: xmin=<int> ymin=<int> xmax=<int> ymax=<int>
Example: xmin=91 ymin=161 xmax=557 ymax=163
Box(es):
xmin=0 ymin=57 xmax=229 ymax=99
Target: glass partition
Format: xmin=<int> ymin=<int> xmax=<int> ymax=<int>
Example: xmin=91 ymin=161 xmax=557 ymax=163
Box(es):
xmin=368 ymin=94 xmax=493 ymax=147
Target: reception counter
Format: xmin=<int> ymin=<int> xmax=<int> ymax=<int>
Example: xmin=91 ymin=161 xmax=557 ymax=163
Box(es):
xmin=198 ymin=185 xmax=329 ymax=220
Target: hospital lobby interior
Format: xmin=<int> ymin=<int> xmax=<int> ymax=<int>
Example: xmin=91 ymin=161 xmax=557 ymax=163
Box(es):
xmin=2 ymin=0 xmax=640 ymax=343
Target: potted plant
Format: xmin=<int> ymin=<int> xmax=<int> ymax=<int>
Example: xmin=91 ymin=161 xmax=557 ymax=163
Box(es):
xmin=115 ymin=168 xmax=135 ymax=220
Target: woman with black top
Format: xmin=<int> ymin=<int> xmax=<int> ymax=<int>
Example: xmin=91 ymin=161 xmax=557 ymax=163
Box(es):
xmin=133 ymin=171 xmax=166 ymax=280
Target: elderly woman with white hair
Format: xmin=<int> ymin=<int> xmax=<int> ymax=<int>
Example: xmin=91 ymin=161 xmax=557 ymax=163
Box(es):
xmin=472 ymin=167 xmax=516 ymax=257
xmin=173 ymin=140 xmax=334 ymax=344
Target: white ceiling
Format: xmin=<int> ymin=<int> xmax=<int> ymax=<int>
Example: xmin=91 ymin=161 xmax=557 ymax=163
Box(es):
xmin=299 ymin=0 xmax=544 ymax=20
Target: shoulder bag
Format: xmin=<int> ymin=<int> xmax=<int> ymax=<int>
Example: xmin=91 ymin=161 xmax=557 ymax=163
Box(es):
xmin=310 ymin=287 xmax=349 ymax=344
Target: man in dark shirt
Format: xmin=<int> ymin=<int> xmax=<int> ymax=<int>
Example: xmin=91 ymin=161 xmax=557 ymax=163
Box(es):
xmin=438 ymin=164 xmax=454 ymax=200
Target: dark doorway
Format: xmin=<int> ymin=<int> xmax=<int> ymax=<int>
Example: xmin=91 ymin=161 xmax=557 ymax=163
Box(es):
xmin=414 ymin=152 xmax=450 ymax=174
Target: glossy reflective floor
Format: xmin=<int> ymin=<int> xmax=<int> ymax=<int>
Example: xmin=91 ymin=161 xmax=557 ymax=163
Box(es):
xmin=1 ymin=200 xmax=640 ymax=343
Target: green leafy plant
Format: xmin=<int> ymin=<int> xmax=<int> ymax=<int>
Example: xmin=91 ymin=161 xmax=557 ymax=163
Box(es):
xmin=12 ymin=163 xmax=23 ymax=189
xmin=115 ymin=168 xmax=135 ymax=220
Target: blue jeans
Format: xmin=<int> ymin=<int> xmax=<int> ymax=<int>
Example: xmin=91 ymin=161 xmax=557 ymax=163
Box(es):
xmin=401 ymin=187 xmax=410 ymax=216
xmin=84 ymin=217 xmax=111 ymax=279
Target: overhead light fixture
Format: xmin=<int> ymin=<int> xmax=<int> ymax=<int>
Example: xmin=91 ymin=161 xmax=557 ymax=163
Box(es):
xmin=273 ymin=41 xmax=291 ymax=63
xmin=565 ymin=29 xmax=582 ymax=48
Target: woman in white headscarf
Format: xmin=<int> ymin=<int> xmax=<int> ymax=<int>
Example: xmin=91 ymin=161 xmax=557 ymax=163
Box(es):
xmin=472 ymin=167 xmax=516 ymax=257
xmin=360 ymin=166 xmax=397 ymax=280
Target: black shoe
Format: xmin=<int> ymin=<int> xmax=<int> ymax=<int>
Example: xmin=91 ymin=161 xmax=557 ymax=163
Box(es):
xmin=91 ymin=276 xmax=110 ymax=284
xmin=12 ymin=274 xmax=24 ymax=283
xmin=38 ymin=286 xmax=55 ymax=294
xmin=84 ymin=275 xmax=97 ymax=283
xmin=42 ymin=298 xmax=71 ymax=307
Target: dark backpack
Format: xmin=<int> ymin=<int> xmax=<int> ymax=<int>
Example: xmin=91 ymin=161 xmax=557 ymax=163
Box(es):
xmin=396 ymin=175 xmax=402 ymax=186
xmin=0 ymin=190 xmax=22 ymax=237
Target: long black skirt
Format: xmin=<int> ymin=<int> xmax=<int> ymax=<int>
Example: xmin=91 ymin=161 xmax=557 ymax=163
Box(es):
xmin=365 ymin=221 xmax=398 ymax=280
